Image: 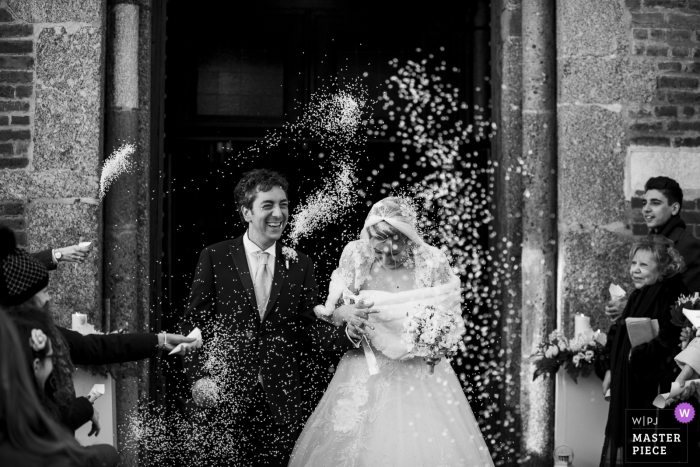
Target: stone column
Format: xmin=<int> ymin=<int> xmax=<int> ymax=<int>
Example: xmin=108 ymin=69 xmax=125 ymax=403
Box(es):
xmin=520 ymin=0 xmax=557 ymax=465
xmin=103 ymin=3 xmax=140 ymax=463
xmin=491 ymin=0 xmax=524 ymax=463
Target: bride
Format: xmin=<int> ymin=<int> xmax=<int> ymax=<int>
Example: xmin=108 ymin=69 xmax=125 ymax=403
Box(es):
xmin=288 ymin=197 xmax=494 ymax=467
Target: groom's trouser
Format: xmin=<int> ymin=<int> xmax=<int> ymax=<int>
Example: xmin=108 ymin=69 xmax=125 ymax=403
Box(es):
xmin=236 ymin=383 xmax=302 ymax=467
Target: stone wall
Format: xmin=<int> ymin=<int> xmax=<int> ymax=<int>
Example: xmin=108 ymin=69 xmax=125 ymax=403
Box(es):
xmin=555 ymin=0 xmax=700 ymax=336
xmin=626 ymin=1 xmax=700 ymax=236
xmin=0 ymin=0 xmax=105 ymax=329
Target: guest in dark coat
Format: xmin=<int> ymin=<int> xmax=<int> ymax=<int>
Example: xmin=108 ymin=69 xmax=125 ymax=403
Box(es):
xmin=643 ymin=177 xmax=700 ymax=293
xmin=595 ymin=236 xmax=688 ymax=466
xmin=0 ymin=308 xmax=89 ymax=467
xmin=606 ymin=177 xmax=700 ymax=322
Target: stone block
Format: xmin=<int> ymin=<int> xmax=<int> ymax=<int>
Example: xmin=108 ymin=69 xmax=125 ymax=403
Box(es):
xmin=0 ymin=24 xmax=33 ymax=38
xmin=0 ymin=170 xmax=98 ymax=198
xmin=25 ymin=202 xmax=100 ymax=328
xmin=7 ymin=0 xmax=103 ymax=23
xmin=0 ymin=40 xmax=32 ymax=54
xmin=34 ymin=26 xmax=103 ymax=172
xmin=559 ymin=57 xmax=656 ymax=104
xmin=558 ymin=106 xmax=627 ymax=226
xmin=559 ymin=229 xmax=634 ymax=335
xmin=557 ymin=0 xmax=627 ymax=56
xmin=627 ymin=148 xmax=700 ymax=201
xmin=0 ymin=156 xmax=28 ymax=168
xmin=0 ymin=56 xmax=33 ymax=69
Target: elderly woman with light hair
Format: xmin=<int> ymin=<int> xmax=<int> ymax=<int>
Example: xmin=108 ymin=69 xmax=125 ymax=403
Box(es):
xmin=595 ymin=235 xmax=687 ymax=466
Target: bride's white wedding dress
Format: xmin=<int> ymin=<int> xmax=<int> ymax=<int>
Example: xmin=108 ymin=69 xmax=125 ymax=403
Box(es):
xmin=288 ymin=239 xmax=494 ymax=467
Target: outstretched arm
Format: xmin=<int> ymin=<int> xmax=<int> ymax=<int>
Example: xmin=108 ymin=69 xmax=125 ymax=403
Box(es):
xmin=179 ymin=248 xmax=216 ymax=383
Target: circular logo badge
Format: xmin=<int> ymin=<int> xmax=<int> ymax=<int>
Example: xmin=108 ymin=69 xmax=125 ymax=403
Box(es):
xmin=675 ymin=402 xmax=695 ymax=423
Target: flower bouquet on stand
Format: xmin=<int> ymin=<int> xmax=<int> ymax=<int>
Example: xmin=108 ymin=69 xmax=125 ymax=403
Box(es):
xmin=565 ymin=331 xmax=607 ymax=383
xmin=402 ymin=304 xmax=466 ymax=375
xmin=532 ymin=329 xmax=607 ymax=383
xmin=532 ymin=330 xmax=572 ymax=381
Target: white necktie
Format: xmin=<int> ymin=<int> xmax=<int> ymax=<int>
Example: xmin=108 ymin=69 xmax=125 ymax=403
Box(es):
xmin=254 ymin=251 xmax=272 ymax=319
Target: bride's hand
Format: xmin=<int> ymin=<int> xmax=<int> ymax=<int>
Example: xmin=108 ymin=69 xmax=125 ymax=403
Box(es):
xmin=333 ymin=303 xmax=378 ymax=329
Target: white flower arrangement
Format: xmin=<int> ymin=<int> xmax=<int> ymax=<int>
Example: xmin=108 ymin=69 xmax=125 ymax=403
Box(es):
xmin=401 ymin=304 xmax=466 ymax=375
xmin=282 ymin=246 xmax=298 ymax=269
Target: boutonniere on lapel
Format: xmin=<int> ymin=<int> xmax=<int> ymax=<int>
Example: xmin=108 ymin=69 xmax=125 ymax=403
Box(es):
xmin=282 ymin=246 xmax=298 ymax=270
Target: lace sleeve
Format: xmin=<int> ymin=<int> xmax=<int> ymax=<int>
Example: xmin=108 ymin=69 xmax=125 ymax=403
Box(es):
xmin=336 ymin=242 xmax=358 ymax=293
xmin=414 ymin=245 xmax=458 ymax=288
xmin=336 ymin=239 xmax=372 ymax=293
xmin=431 ymin=248 xmax=457 ymax=287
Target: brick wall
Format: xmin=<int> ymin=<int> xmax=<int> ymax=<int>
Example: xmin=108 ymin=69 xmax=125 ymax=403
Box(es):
xmin=627 ymin=0 xmax=700 ymax=236
xmin=0 ymin=6 xmax=32 ymax=245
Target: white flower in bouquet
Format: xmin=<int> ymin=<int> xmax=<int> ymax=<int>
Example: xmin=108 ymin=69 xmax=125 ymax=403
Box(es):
xmin=572 ymin=354 xmax=581 ymax=366
xmin=544 ymin=345 xmax=559 ymax=359
xmin=401 ymin=304 xmax=466 ymax=375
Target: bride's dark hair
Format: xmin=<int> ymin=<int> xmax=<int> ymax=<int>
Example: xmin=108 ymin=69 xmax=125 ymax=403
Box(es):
xmin=0 ymin=308 xmax=86 ymax=464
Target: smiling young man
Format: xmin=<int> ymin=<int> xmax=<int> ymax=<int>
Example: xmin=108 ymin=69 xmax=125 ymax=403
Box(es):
xmin=642 ymin=177 xmax=700 ymax=293
xmin=180 ymin=168 xmax=363 ymax=466
xmin=606 ymin=177 xmax=700 ymax=320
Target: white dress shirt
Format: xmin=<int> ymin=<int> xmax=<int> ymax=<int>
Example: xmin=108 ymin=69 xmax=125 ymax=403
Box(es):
xmin=243 ymin=231 xmax=276 ymax=388
xmin=242 ymin=230 xmax=276 ymax=281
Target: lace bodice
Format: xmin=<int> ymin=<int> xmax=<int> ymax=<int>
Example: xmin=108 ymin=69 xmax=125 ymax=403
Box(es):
xmin=336 ymin=239 xmax=456 ymax=293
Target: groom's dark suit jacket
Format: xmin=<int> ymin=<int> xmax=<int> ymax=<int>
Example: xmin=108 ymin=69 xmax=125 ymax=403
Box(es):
xmin=181 ymin=235 xmax=353 ymax=425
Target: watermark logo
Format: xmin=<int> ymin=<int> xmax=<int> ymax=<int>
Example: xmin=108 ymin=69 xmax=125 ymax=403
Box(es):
xmin=675 ymin=402 xmax=695 ymax=424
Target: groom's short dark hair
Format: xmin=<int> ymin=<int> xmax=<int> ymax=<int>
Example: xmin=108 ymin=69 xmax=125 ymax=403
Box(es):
xmin=234 ymin=169 xmax=289 ymax=223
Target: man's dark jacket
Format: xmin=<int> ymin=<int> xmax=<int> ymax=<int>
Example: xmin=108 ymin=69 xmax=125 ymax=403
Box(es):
xmin=652 ymin=215 xmax=700 ymax=293
xmin=181 ymin=235 xmax=354 ymax=425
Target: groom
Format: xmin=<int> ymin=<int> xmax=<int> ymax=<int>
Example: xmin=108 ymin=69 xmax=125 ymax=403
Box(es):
xmin=181 ymin=168 xmax=363 ymax=466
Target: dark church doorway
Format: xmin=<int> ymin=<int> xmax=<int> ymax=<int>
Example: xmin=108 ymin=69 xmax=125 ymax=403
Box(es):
xmin=150 ymin=0 xmax=492 ymax=449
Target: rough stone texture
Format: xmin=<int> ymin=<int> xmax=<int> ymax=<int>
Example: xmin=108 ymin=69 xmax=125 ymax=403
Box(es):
xmin=34 ymin=26 xmax=103 ymax=172
xmin=25 ymin=202 xmax=100 ymax=328
xmin=627 ymin=148 xmax=700 ymax=200
xmin=7 ymin=0 xmax=103 ymax=24
xmin=559 ymin=57 xmax=657 ymax=104
xmin=558 ymin=106 xmax=627 ymax=226
xmin=521 ymin=0 xmax=557 ymax=464
xmin=491 ymin=0 xmax=524 ymax=462
xmin=557 ymin=0 xmax=628 ymax=57
xmin=559 ymin=229 xmax=634 ymax=335
xmin=109 ymin=4 xmax=139 ymax=109
xmin=0 ymin=170 xmax=98 ymax=198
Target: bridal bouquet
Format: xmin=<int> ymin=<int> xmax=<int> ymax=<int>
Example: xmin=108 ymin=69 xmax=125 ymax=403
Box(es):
xmin=532 ymin=330 xmax=606 ymax=383
xmin=401 ymin=304 xmax=466 ymax=375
